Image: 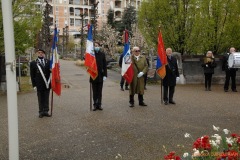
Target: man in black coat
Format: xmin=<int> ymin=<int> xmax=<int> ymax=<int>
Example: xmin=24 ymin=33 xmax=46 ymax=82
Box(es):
xmin=222 ymin=47 xmax=238 ymax=92
xmin=163 ymin=48 xmax=179 ymax=105
xmin=30 ymin=49 xmax=51 ymax=118
xmin=90 ymin=42 xmax=107 ymax=111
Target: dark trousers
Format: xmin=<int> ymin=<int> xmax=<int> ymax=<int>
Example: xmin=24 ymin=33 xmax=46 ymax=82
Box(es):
xmin=163 ymin=86 xmax=175 ymax=102
xmin=37 ymin=90 xmax=50 ymax=114
xmin=92 ymin=82 xmax=103 ymax=106
xmin=204 ymin=73 xmax=213 ymax=89
xmin=224 ymin=70 xmax=236 ymax=90
xmin=120 ymin=76 xmax=128 ymax=88
xmin=129 ymin=94 xmax=144 ymax=104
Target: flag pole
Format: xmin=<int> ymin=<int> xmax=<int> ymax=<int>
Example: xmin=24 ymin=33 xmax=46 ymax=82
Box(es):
xmin=50 ymin=90 xmax=53 ymax=116
xmin=2 ymin=1 xmax=19 ymax=159
xmin=90 ymin=83 xmax=92 ymax=111
xmin=161 ymin=79 xmax=163 ymax=104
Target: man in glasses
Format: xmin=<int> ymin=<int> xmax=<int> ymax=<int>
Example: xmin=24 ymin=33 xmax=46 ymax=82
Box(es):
xmin=222 ymin=47 xmax=238 ymax=92
xmin=129 ymin=46 xmax=148 ymax=107
xmin=163 ymin=48 xmax=179 ymax=105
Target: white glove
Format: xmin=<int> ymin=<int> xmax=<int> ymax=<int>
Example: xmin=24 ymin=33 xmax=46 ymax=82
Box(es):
xmin=103 ymin=76 xmax=107 ymax=81
xmin=33 ymin=86 xmax=37 ymax=91
xmin=206 ymin=64 xmax=208 ymax=67
xmin=137 ymin=72 xmax=144 ymax=78
xmin=176 ymin=77 xmax=180 ymax=81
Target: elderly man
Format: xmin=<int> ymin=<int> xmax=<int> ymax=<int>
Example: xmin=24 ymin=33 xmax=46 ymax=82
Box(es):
xmin=222 ymin=47 xmax=238 ymax=92
xmin=129 ymin=46 xmax=148 ymax=107
xmin=163 ymin=48 xmax=179 ymax=105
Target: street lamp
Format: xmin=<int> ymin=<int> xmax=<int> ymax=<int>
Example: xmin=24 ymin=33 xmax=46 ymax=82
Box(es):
xmin=80 ymin=12 xmax=87 ymax=60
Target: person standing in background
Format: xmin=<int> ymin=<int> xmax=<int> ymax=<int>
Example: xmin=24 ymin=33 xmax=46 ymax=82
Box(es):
xmin=222 ymin=47 xmax=238 ymax=92
xmin=202 ymin=51 xmax=217 ymax=91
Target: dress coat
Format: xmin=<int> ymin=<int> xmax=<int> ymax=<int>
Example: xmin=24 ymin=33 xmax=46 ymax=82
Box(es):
xmin=201 ymin=58 xmax=217 ymax=74
xmin=90 ymin=50 xmax=107 ymax=83
xmin=30 ymin=58 xmax=51 ymax=91
xmin=129 ymin=55 xmax=148 ymax=95
xmin=163 ymin=56 xmax=179 ymax=87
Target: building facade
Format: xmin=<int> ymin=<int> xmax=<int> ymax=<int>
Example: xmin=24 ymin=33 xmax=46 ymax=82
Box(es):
xmin=36 ymin=0 xmax=142 ymax=36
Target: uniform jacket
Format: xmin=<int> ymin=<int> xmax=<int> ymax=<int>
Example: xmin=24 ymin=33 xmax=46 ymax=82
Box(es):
xmin=201 ymin=58 xmax=217 ymax=74
xmin=129 ymin=55 xmax=148 ymax=95
xmin=30 ymin=58 xmax=51 ymax=91
xmin=90 ymin=50 xmax=107 ymax=83
xmin=163 ymin=56 xmax=179 ymax=86
xmin=222 ymin=53 xmax=238 ymax=72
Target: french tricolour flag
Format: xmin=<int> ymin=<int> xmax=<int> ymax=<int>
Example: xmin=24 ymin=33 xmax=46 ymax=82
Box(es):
xmin=84 ymin=25 xmax=98 ymax=79
xmin=121 ymin=30 xmax=133 ymax=84
xmin=51 ymin=27 xmax=61 ymax=96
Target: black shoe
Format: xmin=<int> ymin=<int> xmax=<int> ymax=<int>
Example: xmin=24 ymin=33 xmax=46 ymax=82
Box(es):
xmin=129 ymin=103 xmax=134 ymax=107
xmin=93 ymin=107 xmax=97 ymax=111
xmin=164 ymin=101 xmax=168 ymax=105
xmin=125 ymin=86 xmax=129 ymax=90
xmin=169 ymin=101 xmax=176 ymax=104
xmin=44 ymin=113 xmax=51 ymax=117
xmin=139 ymin=102 xmax=147 ymax=106
xmin=39 ymin=114 xmax=43 ymax=118
xmin=120 ymin=88 xmax=124 ymax=91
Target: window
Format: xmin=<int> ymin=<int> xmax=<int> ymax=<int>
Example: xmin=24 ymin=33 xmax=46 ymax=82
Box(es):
xmin=69 ymin=0 xmax=73 ymax=4
xmin=70 ymin=18 xmax=74 ymax=26
xmin=75 ymin=19 xmax=81 ymax=26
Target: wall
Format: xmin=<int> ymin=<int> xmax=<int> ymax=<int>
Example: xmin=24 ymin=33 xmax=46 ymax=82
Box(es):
xmin=182 ymin=57 xmax=240 ymax=84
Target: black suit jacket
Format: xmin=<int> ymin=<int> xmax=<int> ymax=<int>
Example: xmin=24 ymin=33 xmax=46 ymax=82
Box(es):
xmin=163 ymin=56 xmax=179 ymax=86
xmin=90 ymin=51 xmax=107 ymax=83
xmin=30 ymin=58 xmax=51 ymax=91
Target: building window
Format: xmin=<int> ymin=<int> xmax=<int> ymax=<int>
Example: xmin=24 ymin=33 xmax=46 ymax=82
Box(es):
xmin=75 ymin=0 xmax=80 ymax=5
xmin=75 ymin=19 xmax=81 ymax=26
xmin=70 ymin=18 xmax=74 ymax=26
xmin=55 ymin=0 xmax=58 ymax=4
xmin=64 ymin=0 xmax=67 ymax=4
xmin=69 ymin=0 xmax=73 ymax=4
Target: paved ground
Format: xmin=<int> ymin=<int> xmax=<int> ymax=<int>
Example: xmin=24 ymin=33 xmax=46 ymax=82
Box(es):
xmin=0 ymin=59 xmax=240 ymax=160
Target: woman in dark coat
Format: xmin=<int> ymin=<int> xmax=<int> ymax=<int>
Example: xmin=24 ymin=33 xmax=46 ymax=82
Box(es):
xmin=201 ymin=51 xmax=217 ymax=91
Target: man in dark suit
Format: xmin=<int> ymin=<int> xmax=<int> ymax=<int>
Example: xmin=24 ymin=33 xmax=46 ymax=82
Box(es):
xmin=163 ymin=48 xmax=179 ymax=105
xmin=222 ymin=47 xmax=238 ymax=92
xmin=90 ymin=42 xmax=107 ymax=111
xmin=30 ymin=49 xmax=51 ymax=118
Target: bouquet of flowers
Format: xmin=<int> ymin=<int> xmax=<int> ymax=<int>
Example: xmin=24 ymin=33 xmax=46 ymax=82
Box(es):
xmin=164 ymin=125 xmax=240 ymax=160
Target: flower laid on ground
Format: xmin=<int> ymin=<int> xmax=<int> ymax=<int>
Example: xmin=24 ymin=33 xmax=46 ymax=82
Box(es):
xmin=163 ymin=126 xmax=240 ymax=160
xmin=164 ymin=151 xmax=181 ymax=160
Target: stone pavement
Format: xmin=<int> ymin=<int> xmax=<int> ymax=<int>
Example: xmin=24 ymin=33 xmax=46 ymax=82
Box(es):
xmin=0 ymin=59 xmax=240 ymax=160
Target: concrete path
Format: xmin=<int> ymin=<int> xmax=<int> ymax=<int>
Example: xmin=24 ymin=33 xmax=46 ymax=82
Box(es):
xmin=0 ymin=59 xmax=239 ymax=160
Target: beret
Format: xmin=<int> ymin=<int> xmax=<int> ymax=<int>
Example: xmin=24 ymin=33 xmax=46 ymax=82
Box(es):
xmin=37 ymin=49 xmax=45 ymax=54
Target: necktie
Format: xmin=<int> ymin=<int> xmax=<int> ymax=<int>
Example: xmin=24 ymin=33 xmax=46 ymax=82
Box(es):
xmin=41 ymin=59 xmax=45 ymax=66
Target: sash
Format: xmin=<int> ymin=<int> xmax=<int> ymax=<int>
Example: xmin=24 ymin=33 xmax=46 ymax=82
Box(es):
xmin=37 ymin=63 xmax=51 ymax=89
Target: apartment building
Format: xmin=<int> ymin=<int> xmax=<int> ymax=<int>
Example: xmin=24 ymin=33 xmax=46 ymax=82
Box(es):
xmin=37 ymin=0 xmax=142 ymax=36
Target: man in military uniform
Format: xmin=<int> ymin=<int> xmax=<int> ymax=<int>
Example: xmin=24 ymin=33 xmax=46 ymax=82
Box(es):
xmin=30 ymin=49 xmax=51 ymax=118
